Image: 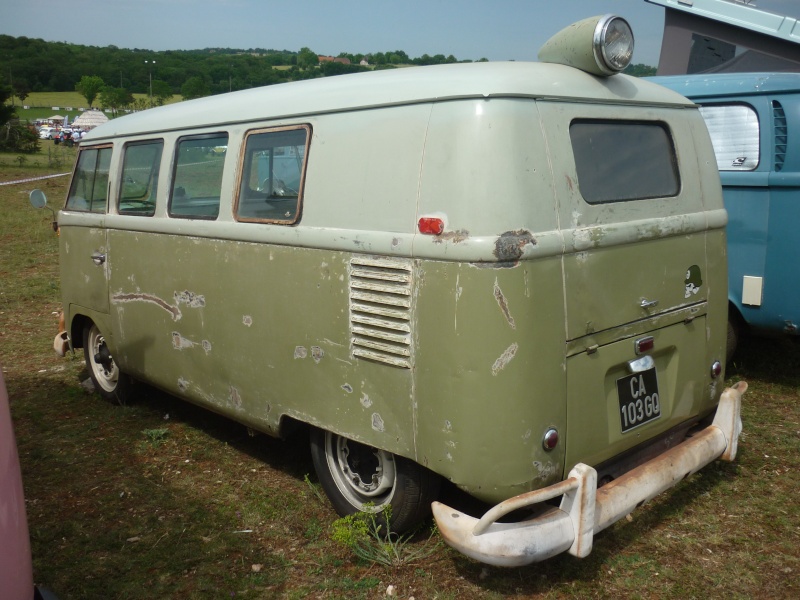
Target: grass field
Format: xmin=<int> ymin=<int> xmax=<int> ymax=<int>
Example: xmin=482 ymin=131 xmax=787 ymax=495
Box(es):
xmin=7 ymin=92 xmax=183 ymax=124
xmin=1 ymin=155 xmax=799 ymax=599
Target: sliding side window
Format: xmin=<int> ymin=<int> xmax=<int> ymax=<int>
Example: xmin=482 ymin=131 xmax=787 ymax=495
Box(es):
xmin=698 ymin=104 xmax=760 ymax=171
xmin=65 ymin=145 xmax=112 ymax=213
xmin=119 ymin=140 xmax=163 ymax=216
xmin=570 ymin=120 xmax=680 ymax=204
xmin=236 ymin=125 xmax=310 ymax=224
xmin=169 ymin=133 xmax=228 ymax=219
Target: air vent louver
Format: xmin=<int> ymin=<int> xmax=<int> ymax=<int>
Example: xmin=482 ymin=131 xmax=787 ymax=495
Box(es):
xmin=349 ymin=256 xmax=414 ymax=368
xmin=772 ymin=100 xmax=787 ymax=173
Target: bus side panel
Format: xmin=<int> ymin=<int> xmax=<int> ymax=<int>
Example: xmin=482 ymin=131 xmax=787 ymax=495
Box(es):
xmin=106 ymin=231 xmax=418 ymax=456
xmin=413 ymin=258 xmax=567 ymax=503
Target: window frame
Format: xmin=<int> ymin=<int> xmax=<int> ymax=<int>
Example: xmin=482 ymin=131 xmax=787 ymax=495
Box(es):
xmin=118 ymin=139 xmax=164 ymax=217
xmin=234 ymin=124 xmax=311 ymax=225
xmin=65 ymin=143 xmax=114 ymax=213
xmin=569 ymin=119 xmax=681 ymax=205
xmin=168 ymin=132 xmax=229 ymax=221
xmin=697 ymin=102 xmax=761 ymax=172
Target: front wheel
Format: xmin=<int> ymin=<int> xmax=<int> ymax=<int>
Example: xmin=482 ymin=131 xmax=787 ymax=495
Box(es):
xmin=310 ymin=429 xmax=440 ymax=533
xmin=83 ymin=323 xmax=132 ymax=405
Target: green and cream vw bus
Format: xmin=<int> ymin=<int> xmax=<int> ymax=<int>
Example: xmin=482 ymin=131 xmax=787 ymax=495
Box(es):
xmin=32 ymin=16 xmax=746 ymax=566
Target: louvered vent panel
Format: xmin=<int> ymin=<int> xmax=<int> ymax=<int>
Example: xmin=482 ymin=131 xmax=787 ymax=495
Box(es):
xmin=349 ymin=256 xmax=413 ymax=368
xmin=773 ymin=100 xmax=787 ymax=172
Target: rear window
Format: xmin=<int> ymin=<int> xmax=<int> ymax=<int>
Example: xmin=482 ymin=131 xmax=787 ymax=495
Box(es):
xmin=570 ymin=120 xmax=680 ymax=204
xmin=698 ymin=104 xmax=760 ymax=171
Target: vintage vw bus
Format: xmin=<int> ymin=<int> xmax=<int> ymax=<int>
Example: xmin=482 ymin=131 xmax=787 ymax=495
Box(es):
xmin=32 ymin=15 xmax=746 ymax=566
xmin=650 ymin=73 xmax=800 ymax=359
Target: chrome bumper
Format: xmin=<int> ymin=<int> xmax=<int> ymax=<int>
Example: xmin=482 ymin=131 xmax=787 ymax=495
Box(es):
xmin=432 ymin=381 xmax=747 ymax=567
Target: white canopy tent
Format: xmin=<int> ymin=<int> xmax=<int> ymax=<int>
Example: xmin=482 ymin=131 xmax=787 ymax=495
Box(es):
xmin=72 ymin=110 xmax=109 ymax=130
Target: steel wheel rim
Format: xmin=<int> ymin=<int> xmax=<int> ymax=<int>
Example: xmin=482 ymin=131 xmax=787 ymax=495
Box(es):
xmin=88 ymin=326 xmax=119 ymax=393
xmin=325 ymin=431 xmax=396 ymax=509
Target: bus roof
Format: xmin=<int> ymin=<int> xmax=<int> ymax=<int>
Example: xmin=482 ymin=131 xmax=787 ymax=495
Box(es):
xmin=649 ymin=72 xmax=800 ymax=100
xmin=84 ymin=61 xmax=694 ymax=142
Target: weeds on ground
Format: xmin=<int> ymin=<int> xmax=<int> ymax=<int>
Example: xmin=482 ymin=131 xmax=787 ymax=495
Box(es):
xmin=330 ymin=505 xmax=442 ymax=567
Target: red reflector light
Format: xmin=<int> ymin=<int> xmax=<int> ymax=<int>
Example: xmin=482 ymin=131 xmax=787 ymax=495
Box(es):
xmin=635 ymin=336 xmax=655 ymax=355
xmin=418 ymin=217 xmax=444 ymax=235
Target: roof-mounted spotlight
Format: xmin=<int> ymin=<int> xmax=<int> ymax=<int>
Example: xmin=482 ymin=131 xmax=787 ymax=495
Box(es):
xmin=538 ymin=14 xmax=634 ymax=77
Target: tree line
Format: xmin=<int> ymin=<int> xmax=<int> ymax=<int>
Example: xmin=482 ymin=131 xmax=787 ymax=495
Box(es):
xmin=2 ymin=34 xmax=655 ymax=102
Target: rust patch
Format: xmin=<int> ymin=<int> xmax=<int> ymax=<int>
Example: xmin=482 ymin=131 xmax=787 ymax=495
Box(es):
xmin=172 ymin=332 xmax=196 ymax=350
xmin=493 ymin=280 xmax=516 ymax=330
xmin=494 ymin=230 xmax=536 ymax=262
xmin=311 ymin=346 xmax=324 ymax=363
xmin=113 ymin=292 xmax=182 ymax=321
xmin=433 ymin=229 xmax=470 ymax=244
xmin=174 ymin=290 xmax=205 ymax=308
xmin=491 ymin=342 xmax=519 ymax=376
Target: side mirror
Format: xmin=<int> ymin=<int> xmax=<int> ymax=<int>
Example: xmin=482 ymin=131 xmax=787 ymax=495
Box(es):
xmin=29 ymin=189 xmax=59 ymax=233
xmin=29 ymin=189 xmax=48 ymax=209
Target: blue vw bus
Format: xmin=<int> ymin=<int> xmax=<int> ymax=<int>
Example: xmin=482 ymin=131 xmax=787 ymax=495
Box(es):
xmin=651 ymin=73 xmax=800 ymax=358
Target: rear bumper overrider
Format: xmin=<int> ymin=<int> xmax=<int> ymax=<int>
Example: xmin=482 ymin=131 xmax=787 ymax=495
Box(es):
xmin=432 ymin=381 xmax=747 ymax=567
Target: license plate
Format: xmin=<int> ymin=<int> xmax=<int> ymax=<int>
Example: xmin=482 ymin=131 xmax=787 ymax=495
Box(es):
xmin=617 ymin=367 xmax=661 ymax=432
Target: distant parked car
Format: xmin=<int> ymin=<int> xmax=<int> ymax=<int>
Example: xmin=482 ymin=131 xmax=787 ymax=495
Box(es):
xmin=0 ymin=367 xmax=59 ymax=600
xmin=38 ymin=127 xmax=55 ymax=140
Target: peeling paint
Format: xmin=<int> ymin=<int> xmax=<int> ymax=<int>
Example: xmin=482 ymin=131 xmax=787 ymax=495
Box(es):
xmin=177 ymin=377 xmax=189 ymax=392
xmin=201 ymin=340 xmax=212 ymax=354
xmin=114 ymin=292 xmax=182 ymax=321
xmin=311 ymin=346 xmax=324 ymax=363
xmin=491 ymin=342 xmax=519 ymax=376
xmin=242 ymin=315 xmax=253 ymax=327
xmin=444 ymin=420 xmax=452 ymax=431
xmin=522 ymin=429 xmax=532 ymax=441
xmin=341 ymin=383 xmax=353 ymax=394
xmin=294 ymin=346 xmax=307 ymax=359
xmin=532 ymin=460 xmax=559 ymax=483
xmin=360 ymin=393 xmax=373 ymax=408
xmin=229 ymin=386 xmax=243 ymax=410
xmin=494 ymin=230 xmax=536 ymax=262
xmin=371 ymin=413 xmax=385 ymax=432
xmin=434 ymin=229 xmax=470 ymax=244
xmin=174 ymin=290 xmax=205 ymax=308
xmin=172 ymin=332 xmax=196 ymax=350
xmin=493 ymin=279 xmax=516 ymax=330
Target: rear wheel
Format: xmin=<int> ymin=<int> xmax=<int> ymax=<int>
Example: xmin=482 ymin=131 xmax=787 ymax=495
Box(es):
xmin=83 ymin=323 xmax=132 ymax=405
xmin=310 ymin=428 xmax=440 ymax=533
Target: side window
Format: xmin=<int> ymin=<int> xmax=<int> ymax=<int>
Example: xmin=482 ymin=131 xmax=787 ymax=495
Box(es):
xmin=236 ymin=125 xmax=310 ymax=224
xmin=698 ymin=104 xmax=760 ymax=171
xmin=119 ymin=141 xmax=163 ymax=216
xmin=169 ymin=133 xmax=228 ymax=219
xmin=65 ymin=146 xmax=112 ymax=213
xmin=570 ymin=120 xmax=680 ymax=204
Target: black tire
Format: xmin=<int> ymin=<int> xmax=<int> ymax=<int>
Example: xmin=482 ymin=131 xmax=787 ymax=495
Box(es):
xmin=83 ymin=323 xmax=133 ymax=405
xmin=309 ymin=428 xmax=440 ymax=533
xmin=726 ymin=317 xmax=739 ymax=363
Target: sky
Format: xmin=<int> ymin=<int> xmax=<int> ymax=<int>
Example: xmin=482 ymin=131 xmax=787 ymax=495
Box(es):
xmin=2 ymin=0 xmax=799 ymax=67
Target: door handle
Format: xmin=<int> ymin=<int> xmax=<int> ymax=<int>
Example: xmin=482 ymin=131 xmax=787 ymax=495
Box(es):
xmin=640 ymin=298 xmax=659 ymax=309
xmin=91 ymin=252 xmax=106 ymax=266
